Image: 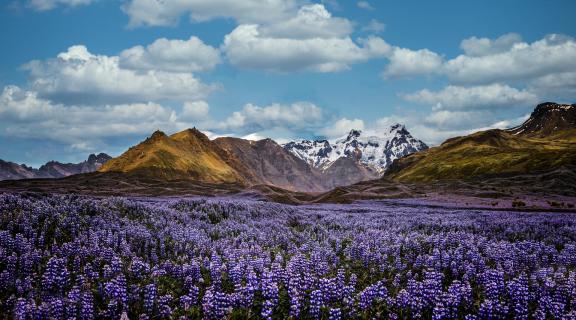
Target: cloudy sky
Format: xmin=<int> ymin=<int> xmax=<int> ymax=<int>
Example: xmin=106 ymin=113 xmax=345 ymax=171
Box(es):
xmin=1 ymin=0 xmax=575 ymax=166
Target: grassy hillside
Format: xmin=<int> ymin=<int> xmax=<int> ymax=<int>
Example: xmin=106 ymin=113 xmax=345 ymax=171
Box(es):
xmin=387 ymin=129 xmax=576 ymax=182
xmin=99 ymin=129 xmax=247 ymax=183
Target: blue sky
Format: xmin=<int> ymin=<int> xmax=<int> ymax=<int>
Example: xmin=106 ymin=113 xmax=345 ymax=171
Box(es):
xmin=1 ymin=0 xmax=575 ymax=166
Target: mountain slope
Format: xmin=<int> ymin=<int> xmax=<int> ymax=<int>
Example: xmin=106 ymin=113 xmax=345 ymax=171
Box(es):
xmin=214 ymin=137 xmax=325 ymax=192
xmin=284 ymin=124 xmax=428 ymax=174
xmin=508 ymin=102 xmax=576 ymax=136
xmin=386 ymin=102 xmax=576 ymax=182
xmin=320 ymin=156 xmax=380 ymax=189
xmin=99 ymin=129 xmax=250 ymax=184
xmin=0 ymin=153 xmax=111 ymax=181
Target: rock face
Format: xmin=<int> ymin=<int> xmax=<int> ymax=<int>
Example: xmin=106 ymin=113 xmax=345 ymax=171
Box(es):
xmin=214 ymin=137 xmax=325 ymax=192
xmin=508 ymin=102 xmax=576 ymax=136
xmin=283 ymin=124 xmax=428 ymax=174
xmin=0 ymin=153 xmax=112 ymax=181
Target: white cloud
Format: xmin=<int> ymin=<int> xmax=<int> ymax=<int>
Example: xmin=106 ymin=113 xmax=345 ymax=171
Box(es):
xmin=123 ymin=0 xmax=298 ymax=27
xmin=0 ymin=85 xmax=197 ymax=144
xmin=424 ymin=110 xmax=487 ymax=130
xmin=222 ymin=24 xmax=390 ymax=73
xmin=357 ymin=1 xmax=374 ymax=10
xmin=363 ymin=19 xmax=385 ymax=33
xmin=320 ymin=118 xmax=364 ymax=138
xmin=259 ymin=4 xmax=353 ymax=39
xmin=181 ymin=101 xmax=210 ymax=120
xmin=402 ymin=84 xmax=538 ymax=111
xmin=459 ymin=33 xmax=523 ymax=57
xmin=24 ymin=45 xmax=217 ymax=105
xmin=28 ymin=0 xmax=94 ymax=11
xmin=382 ymin=47 xmax=443 ymax=78
xmin=219 ymin=4 xmax=391 ymax=73
xmin=119 ymin=36 xmax=221 ymax=73
xmin=378 ymin=34 xmax=576 ymax=90
xmin=530 ymin=71 xmax=576 ymax=96
xmin=445 ymin=34 xmax=576 ymax=84
xmin=216 ymin=102 xmax=325 ymax=132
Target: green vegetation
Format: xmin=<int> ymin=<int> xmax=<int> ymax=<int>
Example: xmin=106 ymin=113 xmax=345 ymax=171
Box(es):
xmin=387 ymin=129 xmax=576 ymax=183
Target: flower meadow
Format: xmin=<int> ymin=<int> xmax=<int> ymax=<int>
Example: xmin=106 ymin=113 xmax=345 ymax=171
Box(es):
xmin=1 ymin=193 xmax=576 ymax=319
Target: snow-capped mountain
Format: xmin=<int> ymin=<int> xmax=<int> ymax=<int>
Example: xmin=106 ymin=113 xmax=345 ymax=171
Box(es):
xmin=283 ymin=124 xmax=428 ymax=174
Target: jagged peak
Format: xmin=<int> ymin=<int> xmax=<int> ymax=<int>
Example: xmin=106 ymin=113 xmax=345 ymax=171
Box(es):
xmin=87 ymin=153 xmax=112 ymax=163
xmin=346 ymin=129 xmax=362 ymax=139
xmin=389 ymin=123 xmax=409 ymax=134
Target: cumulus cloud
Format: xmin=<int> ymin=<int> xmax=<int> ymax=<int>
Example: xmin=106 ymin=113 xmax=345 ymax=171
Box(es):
xmin=119 ymin=36 xmax=221 ymax=73
xmin=123 ymin=0 xmax=298 ymax=27
xmin=216 ymin=102 xmax=325 ymax=132
xmin=402 ymin=84 xmax=538 ymax=111
xmin=28 ymin=0 xmax=94 ymax=11
xmin=259 ymin=4 xmax=353 ymax=39
xmin=459 ymin=33 xmax=523 ymax=57
xmin=378 ymin=33 xmax=576 ymax=90
xmin=445 ymin=34 xmax=576 ymax=84
xmin=357 ymin=1 xmax=374 ymax=10
xmin=530 ymin=71 xmax=576 ymax=97
xmin=24 ymin=45 xmax=217 ymax=105
xmin=222 ymin=24 xmax=390 ymax=73
xmin=219 ymin=4 xmax=392 ymax=73
xmin=424 ymin=110 xmax=488 ymax=130
xmin=123 ymin=2 xmax=391 ymax=74
xmin=382 ymin=47 xmax=443 ymax=78
xmin=320 ymin=118 xmax=365 ymax=138
xmin=0 ymin=85 xmax=197 ymax=144
xmin=181 ymin=101 xmax=210 ymax=120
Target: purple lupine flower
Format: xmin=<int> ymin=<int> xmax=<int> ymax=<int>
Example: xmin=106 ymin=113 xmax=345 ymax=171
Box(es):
xmin=328 ymin=308 xmax=342 ymax=320
xmin=13 ymin=298 xmax=28 ymax=320
xmin=158 ymin=294 xmax=173 ymax=317
xmin=309 ymin=289 xmax=323 ymax=319
xmin=81 ymin=290 xmax=94 ymax=320
xmin=144 ymin=283 xmax=156 ymax=314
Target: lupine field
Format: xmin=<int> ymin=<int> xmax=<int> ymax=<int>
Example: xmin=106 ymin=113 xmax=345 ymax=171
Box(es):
xmin=1 ymin=193 xmax=576 ymax=319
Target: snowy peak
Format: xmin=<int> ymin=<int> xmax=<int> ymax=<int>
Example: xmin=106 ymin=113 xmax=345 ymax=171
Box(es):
xmin=282 ymin=139 xmax=334 ymax=168
xmin=283 ymin=124 xmax=428 ymax=174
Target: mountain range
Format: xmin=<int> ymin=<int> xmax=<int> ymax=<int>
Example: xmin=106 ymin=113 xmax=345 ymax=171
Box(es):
xmin=0 ymin=102 xmax=574 ymax=203
xmin=0 ymin=153 xmax=111 ymax=181
xmin=98 ymin=124 xmax=426 ymax=191
xmin=283 ymin=123 xmax=428 ymax=173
